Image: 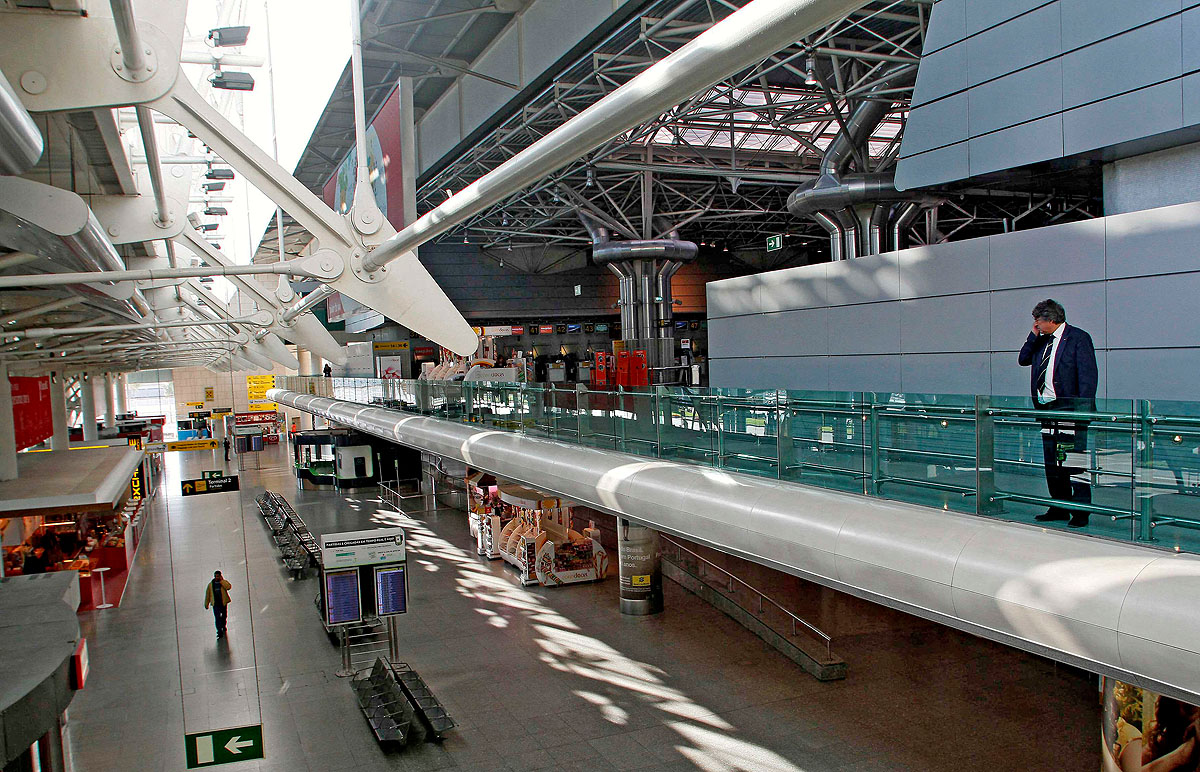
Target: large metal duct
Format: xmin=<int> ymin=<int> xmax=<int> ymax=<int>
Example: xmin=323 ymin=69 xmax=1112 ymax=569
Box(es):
xmin=787 ymin=66 xmax=928 ymax=258
xmin=272 ymin=388 xmax=1200 ymax=705
xmin=0 ymin=69 xmax=42 ymax=176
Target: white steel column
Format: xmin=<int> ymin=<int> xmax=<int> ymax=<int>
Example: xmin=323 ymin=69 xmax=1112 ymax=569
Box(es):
xmin=296 ymin=348 xmax=313 ymax=377
xmin=115 ymin=373 xmax=128 ymax=414
xmin=103 ymin=372 xmax=117 ymax=428
xmin=49 ymin=373 xmax=68 ymax=450
xmin=0 ymin=362 xmax=17 ymax=481
xmin=80 ymin=372 xmax=98 ymax=441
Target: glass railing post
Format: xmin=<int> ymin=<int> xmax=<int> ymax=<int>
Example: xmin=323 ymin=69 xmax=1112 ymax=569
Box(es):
xmin=777 ymin=394 xmax=792 ymax=481
xmin=463 ymin=382 xmax=474 ymax=422
xmin=578 ymin=384 xmax=591 ymax=443
xmin=618 ymin=386 xmax=628 ymax=452
xmin=1136 ymin=399 xmax=1156 ymax=542
xmin=716 ymin=395 xmax=726 ymax=470
xmin=654 ymin=387 xmax=663 ymax=458
xmin=868 ymin=400 xmax=880 ymax=497
xmin=976 ymin=395 xmax=1002 ymax=516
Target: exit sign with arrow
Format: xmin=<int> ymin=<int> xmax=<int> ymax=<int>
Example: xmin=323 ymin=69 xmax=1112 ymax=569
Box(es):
xmin=181 ymin=475 xmax=240 ymax=496
xmin=184 ymin=724 xmax=264 ymax=767
xmin=766 ymin=234 xmax=783 ymax=251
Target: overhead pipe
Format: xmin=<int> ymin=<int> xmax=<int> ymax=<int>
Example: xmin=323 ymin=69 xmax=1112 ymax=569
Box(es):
xmin=810 ymin=210 xmax=843 ymax=262
xmin=0 ymin=262 xmax=316 ymax=289
xmin=109 ymin=0 xmax=149 ymax=77
xmin=890 ymin=201 xmax=922 ymax=251
xmin=361 ymin=0 xmax=869 ymax=273
xmin=0 ymin=297 xmax=83 ymax=327
xmin=17 ymin=314 xmax=268 ymax=338
xmin=135 ymin=105 xmax=171 ymax=227
xmin=0 ymin=69 xmax=42 ymax=175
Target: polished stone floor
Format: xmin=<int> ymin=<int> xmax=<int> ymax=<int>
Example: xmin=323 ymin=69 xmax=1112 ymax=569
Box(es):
xmin=63 ymin=444 xmax=1099 ymax=771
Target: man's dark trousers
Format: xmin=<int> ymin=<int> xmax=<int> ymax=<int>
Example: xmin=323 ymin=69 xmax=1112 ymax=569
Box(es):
xmin=213 ymin=603 xmax=227 ymax=635
xmin=1035 ymin=399 xmax=1091 ymax=517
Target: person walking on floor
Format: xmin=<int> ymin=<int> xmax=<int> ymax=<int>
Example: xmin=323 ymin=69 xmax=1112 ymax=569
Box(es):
xmin=1018 ymin=299 xmax=1098 ymax=528
xmin=203 ymin=570 xmax=232 ymax=638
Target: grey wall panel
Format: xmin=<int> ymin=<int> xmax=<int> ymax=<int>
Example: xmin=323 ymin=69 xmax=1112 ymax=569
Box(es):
xmin=989 ymin=351 xmax=1031 ymax=397
xmin=900 ymin=94 xmax=969 ymax=156
xmin=989 ymin=218 xmax=1106 ymax=290
xmin=1061 ymin=17 xmax=1182 ymax=110
xmin=967 ymin=114 xmax=1064 ymax=177
xmin=1185 ymin=6 xmax=1200 ymax=70
xmin=753 ymin=263 xmax=827 ymax=312
xmin=418 ymin=84 xmax=461 ymax=173
xmin=1107 ymin=272 xmax=1200 ymax=349
xmin=826 ymin=303 xmax=901 ymax=355
xmin=988 ymin=282 xmax=1108 ymax=350
xmin=968 ymin=59 xmax=1063 ymax=137
xmin=1183 ymin=72 xmax=1200 ymax=127
xmin=912 ymin=45 xmax=968 ymax=107
xmin=1061 ymin=0 xmax=1181 ymax=51
xmin=964 ymin=0 xmax=1056 ymax=36
xmin=708 ymin=309 xmax=828 ymax=358
xmin=708 ymin=357 xmax=739 ymax=390
xmin=895 ymin=142 xmax=969 ymax=192
xmin=1063 ymin=80 xmax=1185 ymax=157
xmin=899 ymin=294 xmax=991 ymax=354
xmin=1106 ymin=348 xmax=1200 ymax=402
xmin=898 ymin=237 xmax=990 ymax=299
xmin=900 ymin=353 xmax=992 ymax=395
xmin=1104 ymin=143 xmax=1200 ymax=216
xmin=967 ymin=4 xmax=1061 ymax=87
xmin=712 ymin=356 xmax=828 ymax=391
xmin=825 ymin=252 xmax=900 ymax=306
xmin=707 ymin=274 xmax=763 ymax=319
xmin=521 ymin=0 xmax=610 ymax=86
xmin=1105 ymin=201 xmax=1200 ymax=277
xmin=923 ymin=0 xmax=967 ymax=54
xmin=827 ymin=355 xmax=902 ymax=392
xmin=460 ymin=28 xmax=522 ymax=134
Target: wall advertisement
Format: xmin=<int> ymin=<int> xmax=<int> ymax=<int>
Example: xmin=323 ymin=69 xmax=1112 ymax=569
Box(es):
xmin=1102 ymin=677 xmax=1200 ymax=771
xmin=10 ymin=376 xmax=52 ymax=451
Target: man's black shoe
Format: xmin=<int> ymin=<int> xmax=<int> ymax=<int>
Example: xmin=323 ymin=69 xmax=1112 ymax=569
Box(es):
xmin=1035 ymin=511 xmax=1070 ymax=522
xmin=1068 ymin=515 xmax=1090 ymax=528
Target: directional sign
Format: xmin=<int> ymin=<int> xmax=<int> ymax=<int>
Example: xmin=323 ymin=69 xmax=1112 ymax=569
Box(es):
xmin=185 ymin=724 xmax=264 ymax=768
xmin=766 ymin=234 xmax=783 ymax=251
xmin=181 ymin=475 xmax=240 ymax=497
xmin=201 ymin=470 xmax=224 ymax=480
xmin=167 ymin=439 xmax=219 ymax=452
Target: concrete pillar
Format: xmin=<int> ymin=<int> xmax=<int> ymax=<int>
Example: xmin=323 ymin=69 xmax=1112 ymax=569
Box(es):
xmin=297 ymin=348 xmax=314 ymax=377
xmin=617 ymin=520 xmax=663 ymax=615
xmin=49 ymin=374 xmax=68 ymax=451
xmin=80 ymin=372 xmax=98 ymax=442
xmin=103 ymin=372 xmax=117 ymax=429
xmin=115 ymin=373 xmax=128 ymax=414
xmin=0 ymin=362 xmax=17 ymax=481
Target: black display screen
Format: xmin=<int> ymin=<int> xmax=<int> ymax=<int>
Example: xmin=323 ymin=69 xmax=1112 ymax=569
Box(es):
xmin=324 ymin=569 xmax=361 ymax=625
xmin=374 ymin=565 xmax=407 ymax=616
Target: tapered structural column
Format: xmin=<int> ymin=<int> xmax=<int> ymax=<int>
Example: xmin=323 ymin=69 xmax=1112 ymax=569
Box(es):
xmin=115 ymin=373 xmax=128 ymax=414
xmin=103 ymin=372 xmax=117 ymax=429
xmin=49 ymin=374 xmax=68 ymax=450
xmin=80 ymin=372 xmax=98 ymax=441
xmin=617 ymin=520 xmax=663 ymax=615
xmin=296 ymin=348 xmax=314 ymax=377
xmin=0 ymin=361 xmax=17 ymax=481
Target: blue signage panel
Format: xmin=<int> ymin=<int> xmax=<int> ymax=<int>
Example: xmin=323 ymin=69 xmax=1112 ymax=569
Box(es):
xmin=374 ymin=565 xmax=408 ymax=616
xmin=324 ymin=569 xmax=361 ymax=625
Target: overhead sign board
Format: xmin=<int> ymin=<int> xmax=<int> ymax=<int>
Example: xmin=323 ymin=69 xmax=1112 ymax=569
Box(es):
xmin=185 ymin=401 xmax=205 ymax=408
xmin=189 ymin=410 xmax=212 ymax=419
xmin=246 ymin=375 xmax=275 ymax=401
xmin=181 ymin=475 xmax=240 ymax=496
xmin=235 ymin=412 xmax=276 ymax=425
xmin=247 ymin=402 xmax=277 ymax=413
xmin=372 ymin=340 xmax=409 ymax=351
xmin=320 ymin=527 xmax=406 ymax=569
xmin=185 ymin=724 xmax=264 ymax=768
xmin=166 ymin=439 xmax=218 ymax=452
xmin=766 ymin=234 xmax=783 ymax=251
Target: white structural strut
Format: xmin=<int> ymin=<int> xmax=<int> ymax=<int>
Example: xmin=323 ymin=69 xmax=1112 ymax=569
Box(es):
xmin=271 ymin=388 xmax=1200 ymax=705
xmin=0 ymin=262 xmax=320 ymax=289
xmin=361 ymin=0 xmax=866 ymax=273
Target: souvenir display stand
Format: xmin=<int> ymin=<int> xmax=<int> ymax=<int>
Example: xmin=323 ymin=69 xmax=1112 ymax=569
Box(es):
xmin=466 ymin=470 xmax=507 ymax=558
xmin=492 ymin=482 xmax=608 ymax=587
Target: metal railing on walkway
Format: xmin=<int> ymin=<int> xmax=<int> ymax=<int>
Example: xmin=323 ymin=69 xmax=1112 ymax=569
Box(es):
xmin=277 ymin=376 xmax=1200 ymax=556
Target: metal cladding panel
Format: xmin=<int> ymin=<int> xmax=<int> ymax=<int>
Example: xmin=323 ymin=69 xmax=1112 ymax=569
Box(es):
xmin=894 ymin=142 xmax=969 ymax=192
xmin=898 ymin=94 xmax=969 ymax=157
xmin=1061 ymin=17 xmax=1182 ymax=110
xmin=910 ymin=44 xmax=968 ymax=108
xmin=1105 ymin=201 xmax=1200 ymax=279
xmin=1105 ymin=348 xmax=1200 ymax=401
xmin=824 ymin=251 xmax=901 ymax=305
xmin=707 ymin=273 xmax=764 ymax=318
xmin=988 ymin=283 xmax=1108 ymax=350
xmin=461 ymin=26 xmax=522 ymax=133
xmin=1063 ymin=80 xmax=1185 ymax=156
xmin=899 ymin=294 xmax=990 ymax=354
xmin=988 ymin=217 xmax=1106 ymax=291
xmin=966 ymin=4 xmax=1061 ymax=87
xmin=826 ymin=304 xmax=901 ymax=355
xmin=1107 ymin=272 xmax=1200 ymax=349
xmin=969 ymin=114 xmax=1065 ymax=179
xmin=272 ymin=390 xmax=1200 ymax=702
xmin=968 ymin=59 xmax=1064 ymax=137
xmin=418 ymin=83 xmax=461 ymax=173
xmin=826 ymin=355 xmax=902 ymax=393
xmin=1118 ymin=557 xmax=1200 ymax=693
xmin=1061 ymin=0 xmax=1181 ymax=50
xmin=963 ymin=0 xmax=1056 ymax=37
xmin=709 ymin=309 xmax=828 ymax=358
xmin=899 ymin=353 xmax=992 ymax=396
xmin=752 ymin=263 xmax=828 ymax=312
xmin=921 ymin=0 xmax=966 ymax=55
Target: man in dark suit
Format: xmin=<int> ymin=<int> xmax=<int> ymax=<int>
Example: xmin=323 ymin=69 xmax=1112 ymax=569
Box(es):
xmin=1018 ymin=299 xmax=1098 ymax=527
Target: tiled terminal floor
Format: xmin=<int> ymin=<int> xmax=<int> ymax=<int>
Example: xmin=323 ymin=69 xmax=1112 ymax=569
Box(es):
xmin=64 ymin=446 xmax=1099 ymax=771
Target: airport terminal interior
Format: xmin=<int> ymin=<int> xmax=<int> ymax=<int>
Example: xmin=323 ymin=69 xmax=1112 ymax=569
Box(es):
xmin=2 ymin=1 xmax=1200 ymax=770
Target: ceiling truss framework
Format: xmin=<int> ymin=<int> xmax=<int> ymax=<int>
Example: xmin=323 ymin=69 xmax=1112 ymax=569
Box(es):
xmin=409 ymin=0 xmax=1098 ymax=267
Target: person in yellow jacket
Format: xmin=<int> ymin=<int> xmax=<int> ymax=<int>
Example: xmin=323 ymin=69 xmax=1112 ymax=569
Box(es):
xmin=203 ymin=570 xmax=232 ymax=638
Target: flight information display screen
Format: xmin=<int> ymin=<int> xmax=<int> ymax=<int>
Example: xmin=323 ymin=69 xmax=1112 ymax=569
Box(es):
xmin=374 ymin=565 xmax=408 ymax=617
xmin=324 ymin=568 xmax=361 ymax=625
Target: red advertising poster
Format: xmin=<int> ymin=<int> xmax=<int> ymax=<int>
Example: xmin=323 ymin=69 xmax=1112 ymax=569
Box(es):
xmin=10 ymin=376 xmax=52 ymax=451
xmin=321 ymin=84 xmax=405 ymax=229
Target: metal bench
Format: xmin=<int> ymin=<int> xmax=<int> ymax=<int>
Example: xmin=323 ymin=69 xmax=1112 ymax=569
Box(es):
xmin=389 ymin=662 xmax=456 ymax=741
xmin=350 ymin=659 xmax=413 ymax=745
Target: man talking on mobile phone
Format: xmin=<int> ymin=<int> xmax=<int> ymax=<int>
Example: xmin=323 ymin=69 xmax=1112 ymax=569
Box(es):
xmin=1018 ymin=299 xmax=1098 ymax=528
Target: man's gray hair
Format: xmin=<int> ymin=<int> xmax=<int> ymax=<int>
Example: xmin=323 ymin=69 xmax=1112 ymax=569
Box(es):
xmin=1032 ymin=299 xmax=1066 ymax=324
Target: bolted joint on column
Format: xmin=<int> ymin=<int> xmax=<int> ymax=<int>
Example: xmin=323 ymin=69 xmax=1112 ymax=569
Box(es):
xmin=350 ymin=247 xmax=389 ymax=283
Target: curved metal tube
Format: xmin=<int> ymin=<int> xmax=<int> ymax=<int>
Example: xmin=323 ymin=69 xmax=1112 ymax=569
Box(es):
xmin=591 ymin=239 xmax=698 ymax=264
xmin=271 ymin=388 xmax=1200 ymax=706
xmin=890 ymin=200 xmax=922 ymax=251
xmin=0 ymin=70 xmax=42 ymax=176
xmin=811 ymin=210 xmax=843 ymax=261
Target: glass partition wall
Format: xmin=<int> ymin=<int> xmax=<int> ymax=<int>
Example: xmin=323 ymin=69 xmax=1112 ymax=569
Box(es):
xmin=276 ymin=376 xmax=1200 ymax=556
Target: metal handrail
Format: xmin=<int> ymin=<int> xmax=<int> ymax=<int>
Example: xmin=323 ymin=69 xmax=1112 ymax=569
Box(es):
xmin=660 ymin=534 xmax=834 ymax=662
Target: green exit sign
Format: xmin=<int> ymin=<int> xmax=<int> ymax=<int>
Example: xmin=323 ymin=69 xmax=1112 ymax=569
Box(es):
xmin=766 ymin=234 xmax=783 ymax=251
xmin=185 ymin=724 xmax=264 ymax=768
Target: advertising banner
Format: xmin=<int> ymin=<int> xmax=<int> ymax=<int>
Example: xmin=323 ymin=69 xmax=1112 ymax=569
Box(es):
xmin=1102 ymin=677 xmax=1200 ymax=771
xmin=377 ymin=356 xmax=405 ymax=379
xmin=10 ymin=376 xmax=52 ymax=451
